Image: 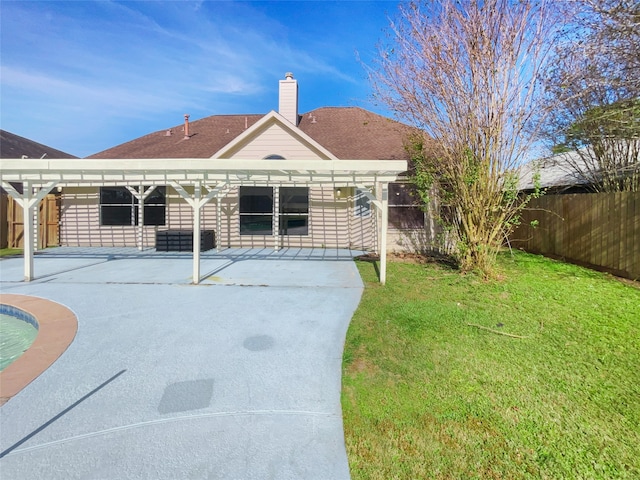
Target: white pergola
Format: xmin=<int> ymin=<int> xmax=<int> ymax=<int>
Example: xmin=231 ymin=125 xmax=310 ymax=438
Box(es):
xmin=0 ymin=158 xmax=407 ymax=284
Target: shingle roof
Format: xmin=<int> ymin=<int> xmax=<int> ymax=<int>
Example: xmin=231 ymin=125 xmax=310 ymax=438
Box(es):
xmin=518 ymin=150 xmax=598 ymax=191
xmin=0 ymin=129 xmax=77 ymax=159
xmin=88 ymin=107 xmax=416 ymax=160
xmin=297 ymin=107 xmax=415 ymax=160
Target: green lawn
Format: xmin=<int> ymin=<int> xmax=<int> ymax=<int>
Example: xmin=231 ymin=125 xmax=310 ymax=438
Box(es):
xmin=0 ymin=248 xmax=22 ymax=257
xmin=342 ymin=251 xmax=640 ymax=479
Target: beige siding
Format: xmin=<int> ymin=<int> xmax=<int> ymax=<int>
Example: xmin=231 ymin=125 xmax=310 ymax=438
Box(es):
xmin=204 ymin=186 xmax=376 ymax=250
xmin=60 ymin=187 xmax=160 ymax=248
xmin=226 ymin=123 xmax=327 ymax=160
xmin=60 ymin=186 xmax=379 ymax=250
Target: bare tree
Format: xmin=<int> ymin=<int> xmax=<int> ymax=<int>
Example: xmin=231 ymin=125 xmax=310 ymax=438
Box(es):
xmin=543 ymin=0 xmax=640 ymax=192
xmin=370 ymin=0 xmax=557 ymax=276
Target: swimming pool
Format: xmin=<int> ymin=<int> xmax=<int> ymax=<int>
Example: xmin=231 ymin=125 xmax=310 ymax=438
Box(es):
xmin=0 ymin=295 xmax=78 ymax=405
xmin=0 ymin=307 xmax=39 ymax=371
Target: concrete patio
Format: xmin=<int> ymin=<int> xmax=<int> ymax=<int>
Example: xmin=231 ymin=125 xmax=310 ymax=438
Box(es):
xmin=0 ymin=247 xmax=366 ymax=479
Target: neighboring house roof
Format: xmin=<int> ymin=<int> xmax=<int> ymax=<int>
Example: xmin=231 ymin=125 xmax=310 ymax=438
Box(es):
xmin=519 ymin=145 xmax=640 ymax=191
xmin=88 ymin=107 xmax=416 ymax=161
xmin=0 ymin=129 xmax=77 ymax=159
xmin=518 ymin=150 xmax=592 ymax=191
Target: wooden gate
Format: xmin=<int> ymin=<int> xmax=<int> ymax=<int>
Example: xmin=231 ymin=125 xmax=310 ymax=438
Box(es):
xmin=5 ymin=194 xmax=60 ymax=249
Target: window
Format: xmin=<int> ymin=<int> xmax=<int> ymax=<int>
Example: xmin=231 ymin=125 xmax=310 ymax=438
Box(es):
xmin=388 ymin=183 xmax=424 ymax=229
xmin=239 ymin=186 xmax=273 ymax=235
xmin=239 ymin=186 xmax=309 ymax=236
xmin=354 ymin=188 xmax=371 ymax=217
xmin=263 ymin=154 xmax=286 ymax=160
xmin=100 ymin=186 xmax=166 ymax=226
xmin=279 ymin=187 xmax=309 ymax=235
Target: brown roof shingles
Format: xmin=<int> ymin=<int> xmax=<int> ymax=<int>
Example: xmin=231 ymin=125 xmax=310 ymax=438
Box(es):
xmin=88 ymin=114 xmax=264 ymax=159
xmin=298 ymin=107 xmax=415 ymax=160
xmin=88 ymin=107 xmax=417 ymax=161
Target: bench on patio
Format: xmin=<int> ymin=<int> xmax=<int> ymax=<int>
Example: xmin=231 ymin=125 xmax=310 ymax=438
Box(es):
xmin=155 ymin=230 xmax=216 ymax=252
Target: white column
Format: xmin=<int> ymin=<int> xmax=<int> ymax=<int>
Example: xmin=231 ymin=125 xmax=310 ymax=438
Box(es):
xmin=273 ymin=185 xmax=280 ymax=251
xmin=216 ymin=192 xmax=222 ymax=253
xmin=137 ymin=184 xmax=144 ymax=250
xmin=170 ymin=181 xmax=226 ymax=284
xmin=1 ymin=180 xmax=58 ymax=281
xmin=33 ymin=198 xmax=40 ymax=252
xmin=193 ymin=183 xmax=202 ymax=284
xmin=380 ymin=183 xmax=389 ymax=285
xmin=23 ymin=182 xmax=35 ymax=281
xmin=127 ymin=185 xmax=157 ymax=251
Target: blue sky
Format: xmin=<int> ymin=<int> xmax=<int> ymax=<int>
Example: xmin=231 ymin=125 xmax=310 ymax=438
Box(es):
xmin=1 ymin=0 xmax=400 ymax=157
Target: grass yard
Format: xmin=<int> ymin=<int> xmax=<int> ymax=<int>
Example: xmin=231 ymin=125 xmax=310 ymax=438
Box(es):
xmin=0 ymin=248 xmax=22 ymax=257
xmin=342 ymin=251 xmax=640 ymax=479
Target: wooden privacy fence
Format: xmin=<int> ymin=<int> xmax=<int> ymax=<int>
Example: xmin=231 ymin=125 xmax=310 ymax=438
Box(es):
xmin=1 ymin=193 xmax=61 ymax=249
xmin=510 ymin=192 xmax=639 ymax=280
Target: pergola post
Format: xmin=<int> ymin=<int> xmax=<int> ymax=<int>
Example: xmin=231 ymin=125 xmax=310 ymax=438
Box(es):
xmin=380 ymin=183 xmax=389 ymax=285
xmin=357 ymin=183 xmax=388 ymax=284
xmin=23 ymin=184 xmax=36 ymax=281
xmin=170 ymin=181 xmax=227 ymax=284
xmin=127 ymin=185 xmax=157 ymax=251
xmin=193 ymin=183 xmax=202 ymax=284
xmin=273 ymin=185 xmax=280 ymax=251
xmin=1 ymin=180 xmax=58 ymax=281
xmin=33 ymin=199 xmax=40 ymax=252
xmin=216 ymin=192 xmax=222 ymax=253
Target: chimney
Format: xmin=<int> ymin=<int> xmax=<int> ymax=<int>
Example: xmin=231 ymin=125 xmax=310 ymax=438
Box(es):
xmin=184 ymin=114 xmax=190 ymax=139
xmin=279 ymin=72 xmax=299 ymax=126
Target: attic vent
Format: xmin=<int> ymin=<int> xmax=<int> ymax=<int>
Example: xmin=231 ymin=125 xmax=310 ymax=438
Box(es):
xmin=310 ymin=116 xmax=317 ymax=124
xmin=165 ymin=130 xmax=172 ymax=136
xmin=264 ymin=154 xmax=286 ymax=160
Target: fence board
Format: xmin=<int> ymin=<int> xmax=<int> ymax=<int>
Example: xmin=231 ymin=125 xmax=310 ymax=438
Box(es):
xmin=511 ymin=192 xmax=639 ymax=281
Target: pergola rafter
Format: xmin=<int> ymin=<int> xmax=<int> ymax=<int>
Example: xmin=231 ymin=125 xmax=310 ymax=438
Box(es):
xmin=0 ymin=158 xmax=407 ymax=284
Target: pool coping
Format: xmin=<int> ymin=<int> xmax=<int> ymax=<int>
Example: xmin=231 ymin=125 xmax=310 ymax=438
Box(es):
xmin=0 ymin=294 xmax=78 ymax=406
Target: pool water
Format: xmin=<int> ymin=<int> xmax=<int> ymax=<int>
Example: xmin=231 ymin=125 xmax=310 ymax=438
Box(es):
xmin=0 ymin=313 xmax=38 ymax=371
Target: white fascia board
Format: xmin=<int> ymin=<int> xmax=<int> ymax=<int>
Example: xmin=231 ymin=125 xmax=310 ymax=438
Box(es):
xmin=0 ymin=158 xmax=407 ymax=186
xmin=209 ymin=110 xmax=339 ymax=160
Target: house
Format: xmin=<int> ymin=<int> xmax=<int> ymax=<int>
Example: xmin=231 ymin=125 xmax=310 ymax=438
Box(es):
xmin=0 ymin=130 xmax=76 ymax=249
xmin=518 ymin=147 xmax=640 ymax=193
xmin=58 ymin=73 xmax=431 ymax=254
xmin=0 ymin=130 xmax=77 ymax=160
xmin=1 ymin=74 xmax=437 ymax=283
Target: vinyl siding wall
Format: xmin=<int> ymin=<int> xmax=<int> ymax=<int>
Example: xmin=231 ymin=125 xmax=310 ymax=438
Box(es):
xmin=60 ymin=186 xmax=376 ymax=250
xmin=223 ymin=123 xmax=328 ymax=160
xmin=59 ymin=187 xmax=158 ymax=247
